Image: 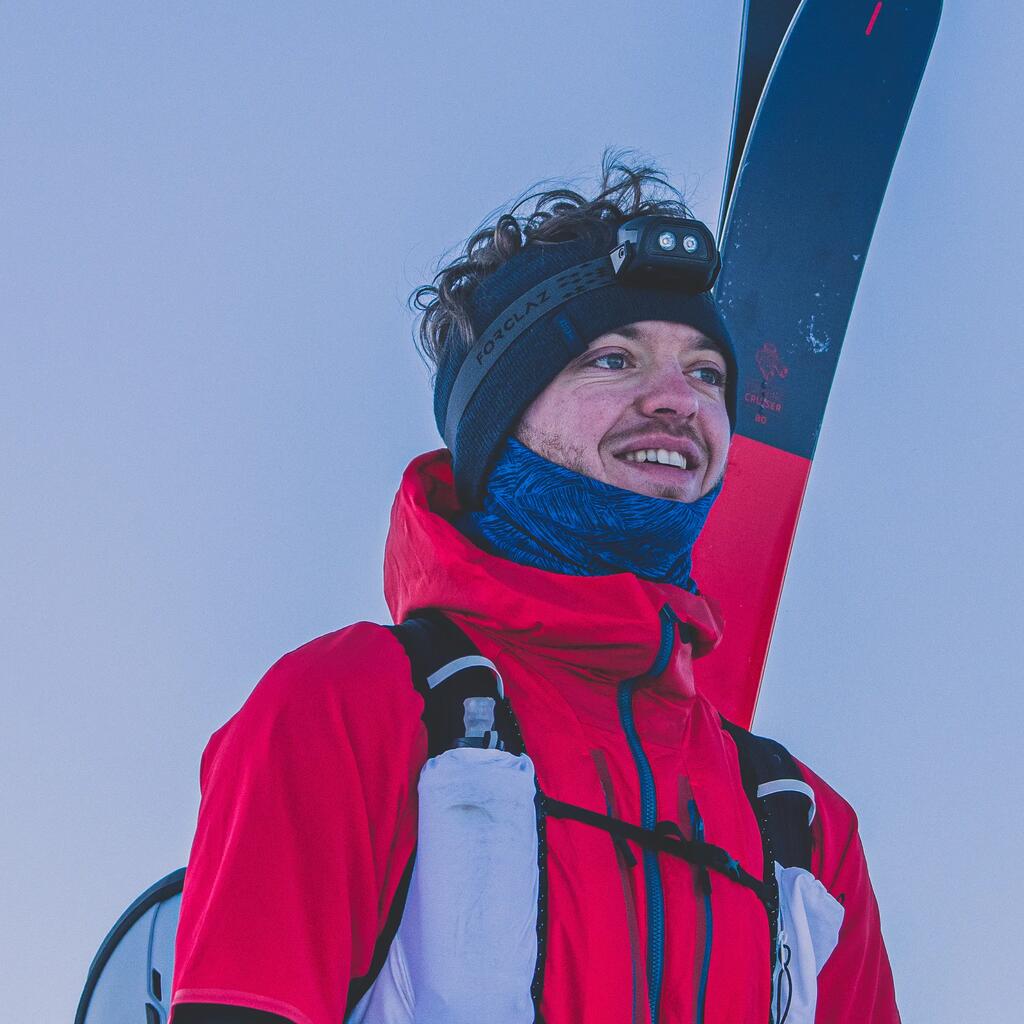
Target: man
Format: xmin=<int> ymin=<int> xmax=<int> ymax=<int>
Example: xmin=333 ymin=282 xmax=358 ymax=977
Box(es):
xmin=171 ymin=160 xmax=899 ymax=1024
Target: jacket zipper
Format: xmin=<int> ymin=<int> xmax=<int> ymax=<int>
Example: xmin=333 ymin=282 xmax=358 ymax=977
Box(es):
xmin=616 ymin=606 xmax=678 ymax=1024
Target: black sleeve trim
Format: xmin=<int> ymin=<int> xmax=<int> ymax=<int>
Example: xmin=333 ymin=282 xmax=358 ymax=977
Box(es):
xmin=173 ymin=1006 xmax=294 ymax=1024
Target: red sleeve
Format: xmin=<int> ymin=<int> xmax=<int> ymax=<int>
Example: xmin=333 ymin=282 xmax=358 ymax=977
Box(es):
xmin=799 ymin=761 xmax=901 ymax=1024
xmin=170 ymin=622 xmax=426 ymax=1024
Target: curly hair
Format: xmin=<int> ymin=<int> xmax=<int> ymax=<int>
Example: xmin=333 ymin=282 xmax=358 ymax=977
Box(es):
xmin=411 ymin=151 xmax=694 ymax=374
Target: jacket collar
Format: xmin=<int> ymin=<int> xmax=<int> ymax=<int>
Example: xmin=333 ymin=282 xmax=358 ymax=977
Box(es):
xmin=383 ymin=451 xmax=723 ymax=689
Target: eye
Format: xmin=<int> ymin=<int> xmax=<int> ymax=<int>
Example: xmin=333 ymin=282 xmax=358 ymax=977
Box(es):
xmin=589 ymin=351 xmax=630 ymax=370
xmin=692 ymin=366 xmax=727 ymax=387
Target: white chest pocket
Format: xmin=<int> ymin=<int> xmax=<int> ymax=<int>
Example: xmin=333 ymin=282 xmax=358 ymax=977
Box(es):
xmin=771 ymin=862 xmax=845 ymax=1024
xmin=347 ymin=747 xmax=540 ymax=1024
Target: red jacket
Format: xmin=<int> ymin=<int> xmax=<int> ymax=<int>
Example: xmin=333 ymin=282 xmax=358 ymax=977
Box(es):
xmin=171 ymin=451 xmax=899 ymax=1024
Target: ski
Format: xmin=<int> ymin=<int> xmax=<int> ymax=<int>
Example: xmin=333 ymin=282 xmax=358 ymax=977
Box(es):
xmin=718 ymin=0 xmax=802 ymax=241
xmin=694 ymin=0 xmax=942 ymax=727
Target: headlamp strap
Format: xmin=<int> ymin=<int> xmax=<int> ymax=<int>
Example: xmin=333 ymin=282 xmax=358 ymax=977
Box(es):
xmin=442 ymin=255 xmax=614 ymax=448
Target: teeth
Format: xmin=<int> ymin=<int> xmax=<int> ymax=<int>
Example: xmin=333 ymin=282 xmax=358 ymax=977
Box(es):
xmin=622 ymin=448 xmax=689 ymax=469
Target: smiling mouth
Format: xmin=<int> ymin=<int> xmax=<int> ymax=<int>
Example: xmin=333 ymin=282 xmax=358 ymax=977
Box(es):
xmin=618 ymin=447 xmax=692 ymax=470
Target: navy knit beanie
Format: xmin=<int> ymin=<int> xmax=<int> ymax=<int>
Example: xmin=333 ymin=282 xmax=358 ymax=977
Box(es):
xmin=434 ymin=232 xmax=737 ymax=507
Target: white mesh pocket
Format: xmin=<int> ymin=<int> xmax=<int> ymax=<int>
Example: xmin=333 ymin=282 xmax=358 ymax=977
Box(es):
xmin=771 ymin=862 xmax=845 ymax=1024
xmin=348 ymin=748 xmax=539 ymax=1024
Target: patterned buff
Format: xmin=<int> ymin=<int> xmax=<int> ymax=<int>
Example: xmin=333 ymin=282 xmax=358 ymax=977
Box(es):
xmin=458 ymin=438 xmax=721 ymax=594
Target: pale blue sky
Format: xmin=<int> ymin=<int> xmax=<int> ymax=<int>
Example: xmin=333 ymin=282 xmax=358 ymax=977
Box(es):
xmin=2 ymin=3 xmax=1021 ymax=1020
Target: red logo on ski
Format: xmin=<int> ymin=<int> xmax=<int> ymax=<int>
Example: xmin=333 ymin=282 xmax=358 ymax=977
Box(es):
xmin=754 ymin=342 xmax=789 ymax=382
xmin=744 ymin=343 xmax=789 ymax=426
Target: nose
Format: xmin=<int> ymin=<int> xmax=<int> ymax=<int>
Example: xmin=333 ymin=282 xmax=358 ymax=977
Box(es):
xmin=635 ymin=362 xmax=701 ymax=419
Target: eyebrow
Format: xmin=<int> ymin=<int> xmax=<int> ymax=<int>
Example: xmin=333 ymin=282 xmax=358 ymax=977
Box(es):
xmin=607 ymin=326 xmax=729 ymax=362
xmin=694 ymin=335 xmax=730 ymax=364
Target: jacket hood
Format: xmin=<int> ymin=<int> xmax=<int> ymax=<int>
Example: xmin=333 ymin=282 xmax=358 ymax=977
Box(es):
xmin=383 ymin=450 xmax=723 ymax=687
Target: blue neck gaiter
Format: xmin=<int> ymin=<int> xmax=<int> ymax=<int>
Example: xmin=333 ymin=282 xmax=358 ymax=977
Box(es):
xmin=458 ymin=438 xmax=720 ymax=593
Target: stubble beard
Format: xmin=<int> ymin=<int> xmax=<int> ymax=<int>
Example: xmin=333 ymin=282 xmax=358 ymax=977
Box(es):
xmin=514 ymin=423 xmax=592 ymax=478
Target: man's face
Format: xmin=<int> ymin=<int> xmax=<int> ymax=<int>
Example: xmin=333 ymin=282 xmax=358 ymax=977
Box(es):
xmin=515 ymin=320 xmax=731 ymax=502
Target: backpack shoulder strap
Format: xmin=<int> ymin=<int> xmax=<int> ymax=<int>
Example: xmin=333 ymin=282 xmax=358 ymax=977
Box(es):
xmin=388 ymin=611 xmax=524 ymax=756
xmin=720 ymin=717 xmax=814 ymax=872
xmin=346 ymin=613 xmax=531 ymax=1013
xmin=720 ymin=717 xmax=816 ymax=989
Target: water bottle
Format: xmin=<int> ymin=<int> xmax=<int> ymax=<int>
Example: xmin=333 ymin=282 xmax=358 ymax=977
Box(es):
xmin=347 ymin=697 xmax=540 ymax=1024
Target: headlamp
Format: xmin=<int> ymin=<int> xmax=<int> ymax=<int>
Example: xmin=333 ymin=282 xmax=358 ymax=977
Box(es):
xmin=610 ymin=216 xmax=721 ymax=291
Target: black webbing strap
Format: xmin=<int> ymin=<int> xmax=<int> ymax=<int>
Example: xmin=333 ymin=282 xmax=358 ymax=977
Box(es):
xmin=542 ymin=795 xmax=768 ymax=902
xmin=719 ymin=717 xmax=814 ymax=1007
